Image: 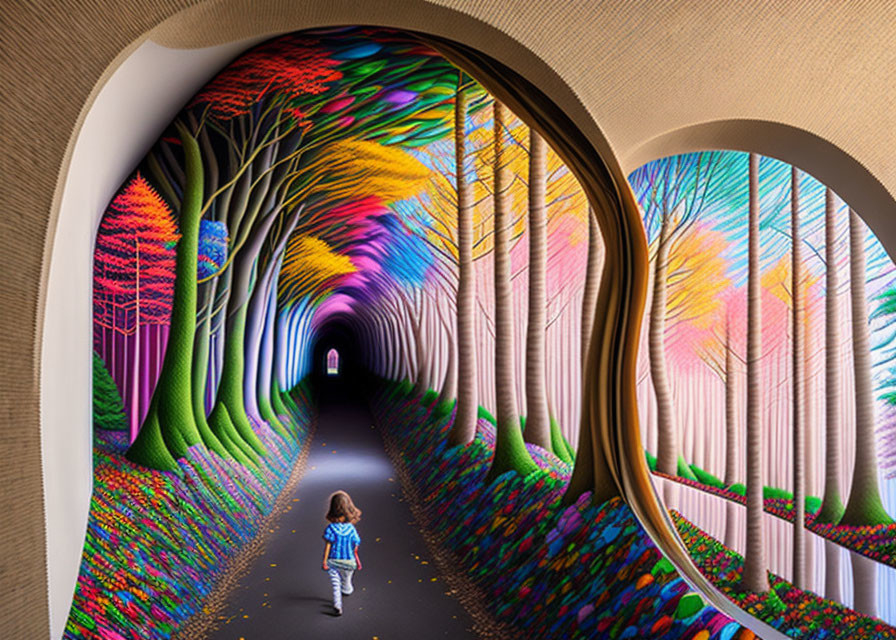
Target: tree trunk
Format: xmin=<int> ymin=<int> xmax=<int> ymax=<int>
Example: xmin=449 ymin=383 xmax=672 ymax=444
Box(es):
xmin=523 ymin=130 xmax=552 ymax=451
xmin=257 ymin=262 xmax=284 ymax=429
xmin=724 ymin=313 xmax=738 ymax=487
xmin=563 ymin=248 xmax=621 ymax=507
xmin=816 ymin=189 xmax=845 ymax=525
xmin=850 ymin=550 xmax=878 ymax=617
xmin=189 ymin=274 xmax=231 ymax=460
xmin=741 ymin=152 xmax=769 ymax=594
xmin=409 ymin=293 xmax=429 ymax=398
xmin=486 ymin=100 xmax=538 ymax=481
xmin=435 ymin=305 xmax=458 ymax=413
xmin=448 ymin=83 xmax=478 ymax=447
xmin=824 ymin=540 xmax=841 ymax=602
xmin=207 ymin=210 xmax=282 ymax=460
xmin=724 ymin=499 xmax=739 ymax=550
xmin=127 ymin=123 xmax=206 ymax=472
xmin=650 ymin=212 xmax=693 ymax=479
xmin=581 ymin=206 xmax=602 ymax=370
xmin=841 ymin=210 xmax=893 ymax=526
xmin=129 ymin=245 xmax=141 ymax=442
xmin=274 ymin=302 xmax=293 ymax=393
xmin=243 ymin=206 xmax=301 ymax=428
xmin=791 ymin=166 xmax=807 ymax=588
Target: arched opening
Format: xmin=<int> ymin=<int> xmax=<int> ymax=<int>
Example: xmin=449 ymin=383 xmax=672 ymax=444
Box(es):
xmin=311 ymin=319 xmax=364 ymax=389
xmin=11 ymin=6 xmax=896 ymax=638
xmin=628 ymin=150 xmax=896 ymax=626
xmin=326 ymin=349 xmax=339 ymax=376
xmin=68 ymin=25 xmax=677 ymax=640
xmin=28 ymin=7 xmax=896 ymax=640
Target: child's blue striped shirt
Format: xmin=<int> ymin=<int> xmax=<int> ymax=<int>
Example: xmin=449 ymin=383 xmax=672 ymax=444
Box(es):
xmin=324 ymin=522 xmax=361 ymax=560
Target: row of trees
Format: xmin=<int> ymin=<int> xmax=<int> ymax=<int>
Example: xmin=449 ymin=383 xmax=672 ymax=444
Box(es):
xmin=90 ymin=32 xmax=490 ymax=471
xmin=97 ymin=29 xmax=605 ymax=504
xmin=633 ymin=151 xmax=894 ymax=612
xmin=344 ymin=87 xmax=602 ymax=482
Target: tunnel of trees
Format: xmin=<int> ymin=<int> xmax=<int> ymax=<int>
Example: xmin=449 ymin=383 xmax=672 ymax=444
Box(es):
xmin=75 ymin=26 xmax=896 ymax=640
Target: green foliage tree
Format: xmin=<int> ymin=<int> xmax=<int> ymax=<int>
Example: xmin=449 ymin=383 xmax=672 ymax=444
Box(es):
xmin=92 ymin=352 xmax=127 ymax=431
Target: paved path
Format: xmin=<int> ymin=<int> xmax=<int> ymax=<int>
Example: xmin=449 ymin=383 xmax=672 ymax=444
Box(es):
xmin=206 ymin=378 xmax=478 ymax=640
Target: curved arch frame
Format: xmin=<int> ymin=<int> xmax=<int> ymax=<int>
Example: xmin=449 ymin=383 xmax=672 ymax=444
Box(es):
xmin=4 ymin=2 xmax=891 ymax=638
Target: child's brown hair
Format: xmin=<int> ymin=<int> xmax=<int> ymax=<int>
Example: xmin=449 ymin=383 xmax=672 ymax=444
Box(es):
xmin=326 ymin=490 xmax=362 ymax=524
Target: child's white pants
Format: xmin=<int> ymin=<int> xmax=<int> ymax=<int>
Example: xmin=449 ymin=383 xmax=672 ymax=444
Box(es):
xmin=327 ymin=567 xmax=354 ymax=610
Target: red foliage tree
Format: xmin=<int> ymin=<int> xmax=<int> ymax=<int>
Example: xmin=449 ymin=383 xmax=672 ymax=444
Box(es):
xmin=94 ymin=172 xmax=180 ymax=335
xmin=190 ymin=38 xmax=343 ymax=120
xmin=93 ymin=173 xmax=180 ymax=440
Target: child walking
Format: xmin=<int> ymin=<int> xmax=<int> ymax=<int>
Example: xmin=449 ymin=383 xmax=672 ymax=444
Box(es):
xmin=322 ymin=490 xmax=362 ymax=616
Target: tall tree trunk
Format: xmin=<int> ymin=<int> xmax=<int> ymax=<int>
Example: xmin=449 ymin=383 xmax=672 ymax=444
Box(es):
xmin=791 ymin=166 xmax=807 ymax=588
xmin=274 ymin=302 xmax=292 ymax=393
xmin=841 ymin=210 xmax=893 ymax=527
xmin=724 ymin=312 xmax=738 ymax=487
xmin=850 ymin=551 xmax=878 ymax=617
xmin=723 ymin=310 xmax=742 ymax=549
xmin=244 ymin=206 xmax=301 ymax=427
xmin=824 ymin=540 xmax=842 ymax=602
xmin=189 ymin=275 xmax=231 ymax=460
xmin=724 ymin=500 xmax=740 ymax=550
xmin=409 ymin=293 xmax=429 ymax=397
xmin=257 ymin=261 xmax=285 ymax=430
xmin=129 ymin=245 xmax=141 ymax=442
xmin=650 ymin=212 xmax=694 ymax=480
xmin=448 ymin=82 xmax=478 ymax=447
xmin=207 ymin=303 xmax=263 ymax=462
xmin=567 ymin=204 xmax=602 ymax=465
xmin=816 ymin=189 xmax=845 ymax=525
xmin=741 ymin=152 xmax=769 ymax=594
xmin=486 ymin=100 xmax=538 ymax=481
xmin=127 ymin=123 xmax=205 ymax=471
xmin=523 ymin=130 xmax=552 ymax=451
xmin=581 ymin=206 xmax=602 ymax=370
xmin=435 ymin=306 xmax=458 ymax=413
xmin=207 ymin=210 xmax=281 ymax=460
xmin=563 ymin=245 xmax=620 ymax=506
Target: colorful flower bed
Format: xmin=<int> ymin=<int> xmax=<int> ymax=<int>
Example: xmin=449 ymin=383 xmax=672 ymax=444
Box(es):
xmin=673 ymin=512 xmax=896 ymax=639
xmin=656 ymin=471 xmax=896 ymax=568
xmin=807 ymin=519 xmax=896 ymax=568
xmin=63 ymin=390 xmax=312 ymax=640
xmin=373 ymin=386 xmax=749 ymax=640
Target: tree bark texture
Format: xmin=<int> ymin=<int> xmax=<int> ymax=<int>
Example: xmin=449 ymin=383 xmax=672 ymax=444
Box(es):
xmin=724 ymin=314 xmax=739 ymax=487
xmin=841 ymin=210 xmax=892 ymax=526
xmin=126 ymin=124 xmax=205 ymax=472
xmin=581 ymin=206 xmax=602 ymax=370
xmin=524 ymin=130 xmax=552 ymax=451
xmin=487 ymin=100 xmax=538 ymax=480
xmin=741 ymin=152 xmax=769 ymax=594
xmin=650 ymin=214 xmax=684 ymax=478
xmin=791 ymin=166 xmax=806 ymax=588
xmin=449 ymin=84 xmax=478 ymax=447
xmin=816 ymin=189 xmax=845 ymax=525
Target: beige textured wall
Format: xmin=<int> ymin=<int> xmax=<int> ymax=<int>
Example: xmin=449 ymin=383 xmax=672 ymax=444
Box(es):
xmin=3 ymin=1 xmax=895 ymax=638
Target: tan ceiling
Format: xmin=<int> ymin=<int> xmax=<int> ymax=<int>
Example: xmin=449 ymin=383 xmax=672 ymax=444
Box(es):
xmin=2 ymin=1 xmax=895 ymax=636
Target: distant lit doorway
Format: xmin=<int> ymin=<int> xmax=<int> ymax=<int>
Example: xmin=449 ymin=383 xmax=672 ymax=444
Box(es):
xmin=326 ymin=348 xmax=340 ymax=376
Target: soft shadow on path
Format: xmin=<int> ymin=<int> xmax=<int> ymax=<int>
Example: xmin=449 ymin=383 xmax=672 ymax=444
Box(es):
xmin=206 ymin=376 xmax=478 ymax=639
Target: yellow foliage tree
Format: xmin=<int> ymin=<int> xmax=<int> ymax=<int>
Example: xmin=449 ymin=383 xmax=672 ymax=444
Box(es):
xmin=291 ymin=140 xmax=432 ymax=209
xmin=279 ymin=235 xmax=357 ymax=303
xmin=666 ymin=223 xmax=732 ymax=330
xmin=761 ymin=254 xmax=821 ymax=329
